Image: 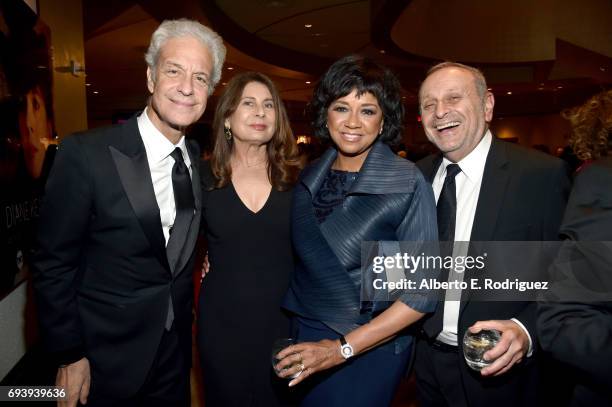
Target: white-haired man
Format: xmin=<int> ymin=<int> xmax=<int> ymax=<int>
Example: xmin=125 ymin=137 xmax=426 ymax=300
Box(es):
xmin=33 ymin=19 xmax=225 ymax=406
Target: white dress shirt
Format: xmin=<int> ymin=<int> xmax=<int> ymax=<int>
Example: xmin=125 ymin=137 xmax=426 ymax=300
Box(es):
xmin=137 ymin=107 xmax=192 ymax=245
xmin=431 ymin=130 xmax=533 ymax=355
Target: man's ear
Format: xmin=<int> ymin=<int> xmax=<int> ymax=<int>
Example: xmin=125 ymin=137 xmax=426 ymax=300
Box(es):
xmin=484 ymin=91 xmax=495 ymax=123
xmin=146 ymin=67 xmax=155 ymax=94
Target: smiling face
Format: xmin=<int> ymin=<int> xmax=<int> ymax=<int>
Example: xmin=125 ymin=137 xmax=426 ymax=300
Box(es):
xmin=146 ymin=35 xmax=213 ymax=142
xmin=326 ymin=89 xmax=384 ymax=170
xmin=226 ymin=81 xmax=276 ymax=146
xmin=419 ymin=67 xmax=494 ymax=162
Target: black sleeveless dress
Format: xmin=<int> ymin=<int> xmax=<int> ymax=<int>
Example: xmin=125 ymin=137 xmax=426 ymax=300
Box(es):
xmin=197 ymin=167 xmax=295 ymax=407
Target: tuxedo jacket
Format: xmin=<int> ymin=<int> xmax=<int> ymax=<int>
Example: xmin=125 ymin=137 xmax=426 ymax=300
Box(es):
xmin=417 ymin=136 xmax=570 ymax=405
xmin=538 ymin=157 xmax=612 ymax=406
xmin=32 ymin=116 xmax=202 ymax=397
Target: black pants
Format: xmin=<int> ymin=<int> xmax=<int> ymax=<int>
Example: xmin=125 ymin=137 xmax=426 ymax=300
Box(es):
xmin=86 ymin=325 xmax=190 ymax=407
xmin=415 ymin=338 xmax=468 ymax=407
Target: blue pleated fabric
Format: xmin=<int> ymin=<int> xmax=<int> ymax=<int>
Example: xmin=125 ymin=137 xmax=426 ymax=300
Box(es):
xmin=283 ymin=142 xmax=439 ymax=354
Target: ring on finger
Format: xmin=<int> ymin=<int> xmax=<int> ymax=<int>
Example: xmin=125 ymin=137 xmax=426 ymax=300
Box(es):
xmin=296 ymin=362 xmax=305 ymax=372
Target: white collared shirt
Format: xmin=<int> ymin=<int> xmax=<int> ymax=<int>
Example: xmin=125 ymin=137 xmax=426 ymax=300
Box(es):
xmin=137 ymin=107 xmax=192 ymax=245
xmin=431 ymin=130 xmax=533 ymax=355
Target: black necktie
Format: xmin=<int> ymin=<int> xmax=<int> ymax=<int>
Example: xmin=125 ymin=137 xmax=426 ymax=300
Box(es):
xmin=437 ymin=163 xmax=461 ymax=245
xmin=423 ymin=163 xmax=461 ymax=338
xmin=165 ymin=147 xmax=194 ymax=329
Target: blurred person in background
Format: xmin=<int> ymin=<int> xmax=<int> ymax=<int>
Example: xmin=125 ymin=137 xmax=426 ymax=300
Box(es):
xmin=538 ymin=89 xmax=612 ymax=407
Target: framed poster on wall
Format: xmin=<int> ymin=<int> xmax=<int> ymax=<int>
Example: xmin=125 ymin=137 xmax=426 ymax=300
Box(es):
xmin=0 ymin=0 xmax=57 ymax=299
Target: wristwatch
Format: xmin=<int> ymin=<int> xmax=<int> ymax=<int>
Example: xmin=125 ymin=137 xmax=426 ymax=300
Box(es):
xmin=339 ymin=335 xmax=354 ymax=359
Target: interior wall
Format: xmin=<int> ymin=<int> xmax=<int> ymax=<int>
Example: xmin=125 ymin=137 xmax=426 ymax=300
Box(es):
xmin=39 ymin=0 xmax=88 ymax=138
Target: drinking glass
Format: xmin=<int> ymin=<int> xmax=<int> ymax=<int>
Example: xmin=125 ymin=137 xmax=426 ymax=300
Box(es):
xmin=462 ymin=329 xmax=501 ymax=371
xmin=271 ymin=338 xmax=303 ymax=379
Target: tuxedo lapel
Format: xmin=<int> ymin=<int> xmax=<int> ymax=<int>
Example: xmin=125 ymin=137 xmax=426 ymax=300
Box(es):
xmin=470 ymin=137 xmax=511 ymax=242
xmin=172 ymin=139 xmax=202 ymax=275
xmin=109 ymin=117 xmax=169 ymax=272
xmin=461 ymin=137 xmax=511 ymax=309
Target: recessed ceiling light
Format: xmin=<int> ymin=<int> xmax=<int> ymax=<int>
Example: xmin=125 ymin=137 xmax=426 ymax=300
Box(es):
xmin=222 ymin=82 xmax=227 ymax=86
xmin=600 ymin=67 xmax=606 ymax=72
xmin=227 ymin=67 xmax=234 ymax=70
xmin=557 ymin=86 xmax=563 ymax=89
xmin=487 ymin=88 xmax=492 ymax=91
xmin=305 ymin=81 xmax=311 ymax=84
xmin=85 ymin=83 xmax=91 ymax=87
xmin=506 ymin=91 xmax=512 ymax=95
xmin=379 ymin=50 xmax=385 ymax=54
xmin=93 ymin=91 xmax=99 ymax=94
xmin=304 ymin=24 xmax=312 ymax=28
xmin=538 ymin=87 xmax=544 ymax=91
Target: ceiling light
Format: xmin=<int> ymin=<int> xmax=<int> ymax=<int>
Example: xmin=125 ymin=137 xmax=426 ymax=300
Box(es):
xmin=557 ymin=86 xmax=563 ymax=89
xmin=93 ymin=91 xmax=99 ymax=94
xmin=85 ymin=83 xmax=91 ymax=87
xmin=379 ymin=50 xmax=385 ymax=54
xmin=304 ymin=24 xmax=312 ymax=28
xmin=305 ymin=81 xmax=311 ymax=84
xmin=487 ymin=88 xmax=492 ymax=91
xmin=222 ymin=82 xmax=227 ymax=86
xmin=538 ymin=87 xmax=544 ymax=91
xmin=600 ymin=67 xmax=606 ymax=72
xmin=506 ymin=91 xmax=512 ymax=95
xmin=227 ymin=67 xmax=234 ymax=70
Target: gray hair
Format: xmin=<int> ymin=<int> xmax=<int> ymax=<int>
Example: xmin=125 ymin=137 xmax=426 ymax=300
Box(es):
xmin=145 ymin=19 xmax=226 ymax=95
xmin=419 ymin=61 xmax=488 ymax=103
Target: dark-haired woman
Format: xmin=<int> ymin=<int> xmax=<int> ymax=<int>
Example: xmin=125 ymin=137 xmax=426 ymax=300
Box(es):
xmin=275 ymin=55 xmax=438 ymax=406
xmin=197 ymin=72 xmax=302 ymax=407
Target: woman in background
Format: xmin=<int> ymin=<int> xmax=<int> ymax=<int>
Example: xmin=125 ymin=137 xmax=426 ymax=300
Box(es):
xmin=197 ymin=71 xmax=302 ymax=407
xmin=276 ymin=55 xmax=438 ymax=406
xmin=537 ymin=89 xmax=612 ymax=406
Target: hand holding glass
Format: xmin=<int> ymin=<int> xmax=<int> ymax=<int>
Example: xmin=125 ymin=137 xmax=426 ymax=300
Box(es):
xmin=271 ymin=338 xmax=303 ymax=379
xmin=462 ymin=329 xmax=501 ymax=371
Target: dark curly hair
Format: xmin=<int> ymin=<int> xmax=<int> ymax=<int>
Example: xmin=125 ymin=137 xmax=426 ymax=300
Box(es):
xmin=310 ymin=55 xmax=404 ymax=146
xmin=562 ymin=89 xmax=612 ymax=161
xmin=210 ymin=72 xmax=302 ymax=191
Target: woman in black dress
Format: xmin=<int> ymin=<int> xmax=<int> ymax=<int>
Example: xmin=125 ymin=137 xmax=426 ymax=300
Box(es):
xmin=197 ymin=71 xmax=302 ymax=406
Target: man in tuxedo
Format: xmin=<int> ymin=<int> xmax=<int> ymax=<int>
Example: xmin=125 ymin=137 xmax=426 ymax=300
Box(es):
xmin=33 ymin=19 xmax=225 ymax=406
xmin=414 ymin=62 xmax=570 ymax=406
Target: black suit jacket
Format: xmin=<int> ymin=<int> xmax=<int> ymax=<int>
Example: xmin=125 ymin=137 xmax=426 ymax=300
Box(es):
xmin=32 ymin=116 xmax=202 ymax=397
xmin=537 ymin=157 xmax=612 ymax=406
xmin=417 ymin=136 xmax=570 ymax=405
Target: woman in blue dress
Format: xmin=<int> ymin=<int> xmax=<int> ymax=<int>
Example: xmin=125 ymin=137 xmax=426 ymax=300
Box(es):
xmin=276 ymin=55 xmax=438 ymax=406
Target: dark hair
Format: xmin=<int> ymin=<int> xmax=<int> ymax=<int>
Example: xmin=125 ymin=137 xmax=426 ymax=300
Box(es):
xmin=310 ymin=55 xmax=404 ymax=146
xmin=210 ymin=72 xmax=302 ymax=191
